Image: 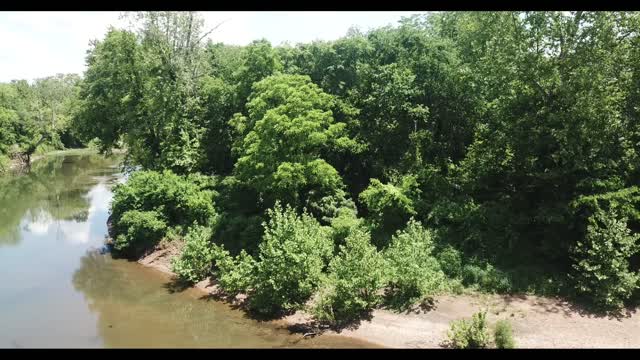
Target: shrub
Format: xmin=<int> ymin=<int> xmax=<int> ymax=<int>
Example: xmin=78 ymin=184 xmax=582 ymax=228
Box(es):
xmin=310 ymin=280 xmax=337 ymax=323
xmin=111 ymin=170 xmax=217 ymax=229
xmin=248 ymin=203 xmax=334 ymax=315
xmin=305 ymin=188 xmax=358 ymax=225
xmin=436 ymin=244 xmax=463 ymax=278
xmin=461 ymin=261 xmax=513 ymax=293
xmin=359 ymin=177 xmax=417 ymax=238
xmin=214 ymin=213 xmax=264 ymax=256
xmin=113 ymin=210 xmax=167 ymax=256
xmin=171 ymin=226 xmax=217 ymax=283
xmin=329 ymin=206 xmax=365 ymax=247
xmin=494 ymin=319 xmax=516 ymax=349
xmin=571 ymin=210 xmax=640 ymax=310
xmin=447 ymin=310 xmax=490 ymax=349
xmin=312 ymin=228 xmax=387 ymax=323
xmin=214 ymin=248 xmax=257 ymax=296
xmin=384 ymin=219 xmax=448 ymax=308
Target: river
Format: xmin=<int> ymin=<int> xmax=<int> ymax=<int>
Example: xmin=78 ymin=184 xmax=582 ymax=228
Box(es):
xmin=0 ymin=151 xmax=376 ymax=348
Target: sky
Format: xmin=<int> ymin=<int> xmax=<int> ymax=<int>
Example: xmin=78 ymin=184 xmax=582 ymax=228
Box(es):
xmin=0 ymin=11 xmax=425 ymax=83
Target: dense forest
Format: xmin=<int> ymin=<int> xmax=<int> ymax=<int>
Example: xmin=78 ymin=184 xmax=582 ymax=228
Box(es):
xmin=3 ymin=11 xmax=640 ymax=321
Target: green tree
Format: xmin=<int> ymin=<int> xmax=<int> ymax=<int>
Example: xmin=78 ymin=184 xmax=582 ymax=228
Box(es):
xmin=232 ymin=74 xmax=356 ymax=217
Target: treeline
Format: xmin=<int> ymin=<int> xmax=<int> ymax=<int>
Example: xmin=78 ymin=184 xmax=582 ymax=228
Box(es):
xmin=74 ymin=11 xmax=640 ymax=315
xmin=0 ymin=74 xmax=85 ymax=171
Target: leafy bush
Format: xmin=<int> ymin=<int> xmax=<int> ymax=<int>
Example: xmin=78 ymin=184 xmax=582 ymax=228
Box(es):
xmin=359 ymin=178 xmax=417 ymax=238
xmin=571 ymin=210 xmax=640 ymax=310
xmin=248 ymin=203 xmax=334 ymax=315
xmin=436 ymin=244 xmax=463 ymax=278
xmin=111 ymin=170 xmax=217 ymax=229
xmin=312 ymin=228 xmax=387 ymax=323
xmin=171 ymin=226 xmax=217 ymax=283
xmin=461 ymin=261 xmax=513 ymax=293
xmin=305 ymin=188 xmax=358 ymax=225
xmin=215 ymin=213 xmax=264 ymax=256
xmin=494 ymin=319 xmax=516 ymax=349
xmin=214 ymin=247 xmax=257 ymax=296
xmin=446 ymin=310 xmax=490 ymax=349
xmin=329 ymin=206 xmax=365 ymax=247
xmin=113 ymin=210 xmax=167 ymax=256
xmin=384 ymin=219 xmax=448 ymax=308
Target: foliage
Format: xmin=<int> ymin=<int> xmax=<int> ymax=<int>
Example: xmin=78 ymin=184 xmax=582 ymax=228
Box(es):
xmin=494 ymin=319 xmax=516 ymax=349
xmin=232 ymin=74 xmax=355 ymax=214
xmin=571 ymin=211 xmax=640 ymax=310
xmin=248 ymin=203 xmax=333 ymax=315
xmin=329 ymin=205 xmax=365 ymax=246
xmin=446 ymin=310 xmax=490 ymax=349
xmin=436 ymin=245 xmax=464 ymax=279
xmin=384 ymin=219 xmax=449 ymax=308
xmin=113 ymin=210 xmax=167 ymax=256
xmin=312 ymin=228 xmax=387 ymax=323
xmin=359 ymin=176 xmax=419 ymax=238
xmin=110 ymin=170 xmax=217 ymax=257
xmin=171 ymin=226 xmax=218 ymax=283
xmin=461 ymin=262 xmax=513 ymax=294
xmin=111 ymin=170 xmax=217 ymax=229
xmin=214 ymin=248 xmax=257 ymax=296
xmin=0 ymin=74 xmax=83 ymax=161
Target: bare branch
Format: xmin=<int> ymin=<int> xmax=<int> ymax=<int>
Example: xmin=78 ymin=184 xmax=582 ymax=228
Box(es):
xmin=196 ymin=19 xmax=230 ymax=45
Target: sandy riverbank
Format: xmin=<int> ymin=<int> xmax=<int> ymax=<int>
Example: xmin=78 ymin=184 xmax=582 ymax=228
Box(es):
xmin=133 ymin=244 xmax=640 ymax=348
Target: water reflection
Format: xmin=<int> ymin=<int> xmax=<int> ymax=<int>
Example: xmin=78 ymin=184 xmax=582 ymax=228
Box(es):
xmin=0 ymin=152 xmax=121 ymax=246
xmin=71 ymin=250 xmax=377 ymax=348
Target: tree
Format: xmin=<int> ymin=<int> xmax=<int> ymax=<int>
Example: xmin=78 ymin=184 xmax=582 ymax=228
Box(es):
xmin=231 ymin=74 xmax=356 ymax=216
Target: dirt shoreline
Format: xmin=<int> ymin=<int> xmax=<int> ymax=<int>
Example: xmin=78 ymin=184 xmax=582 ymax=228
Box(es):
xmin=133 ymin=246 xmax=640 ymax=348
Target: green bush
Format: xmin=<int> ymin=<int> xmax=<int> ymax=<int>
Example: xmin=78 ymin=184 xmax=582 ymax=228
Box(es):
xmin=113 ymin=210 xmax=167 ymax=256
xmin=214 ymin=213 xmax=264 ymax=256
xmin=436 ymin=244 xmax=463 ymax=278
xmin=171 ymin=226 xmax=217 ymax=283
xmin=359 ymin=177 xmax=418 ymax=238
xmin=384 ymin=219 xmax=448 ymax=308
xmin=447 ymin=310 xmax=490 ymax=349
xmin=494 ymin=319 xmax=516 ymax=349
xmin=571 ymin=210 xmax=640 ymax=310
xmin=329 ymin=206 xmax=365 ymax=247
xmin=111 ymin=170 xmax=217 ymax=229
xmin=248 ymin=203 xmax=334 ymax=315
xmin=214 ymin=247 xmax=257 ymax=296
xmin=461 ymin=261 xmax=513 ymax=293
xmin=312 ymin=227 xmax=387 ymax=323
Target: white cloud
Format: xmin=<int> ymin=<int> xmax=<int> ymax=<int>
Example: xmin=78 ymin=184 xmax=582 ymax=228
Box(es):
xmin=24 ymin=210 xmax=53 ymax=235
xmin=87 ymin=182 xmax=112 ymax=214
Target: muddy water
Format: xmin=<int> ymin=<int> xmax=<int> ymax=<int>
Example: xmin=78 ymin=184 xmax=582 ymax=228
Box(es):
xmin=0 ymin=151 xmax=377 ymax=348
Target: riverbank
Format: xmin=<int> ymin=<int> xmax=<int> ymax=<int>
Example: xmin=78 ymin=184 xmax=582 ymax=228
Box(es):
xmin=6 ymin=148 xmax=93 ymax=172
xmin=4 ymin=147 xmax=126 ymax=173
xmin=134 ymin=245 xmax=640 ymax=348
